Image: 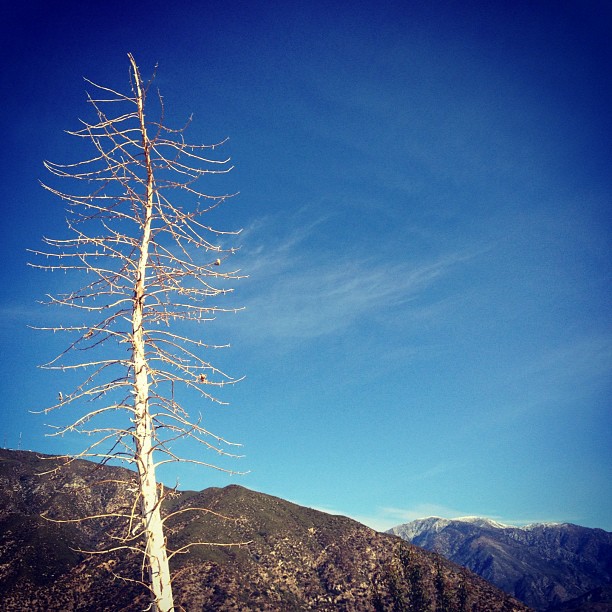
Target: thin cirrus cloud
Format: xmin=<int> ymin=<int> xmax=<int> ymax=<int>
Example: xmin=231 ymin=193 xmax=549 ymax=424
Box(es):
xmin=349 ymin=503 xmax=472 ymax=532
xmin=474 ymin=332 xmax=612 ymax=426
xmin=232 ymin=217 xmax=476 ymax=343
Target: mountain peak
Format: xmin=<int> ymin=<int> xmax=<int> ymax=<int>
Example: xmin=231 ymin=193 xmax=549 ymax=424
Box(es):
xmin=387 ymin=515 xmax=612 ymax=611
xmin=390 ymin=516 xmax=509 ymax=540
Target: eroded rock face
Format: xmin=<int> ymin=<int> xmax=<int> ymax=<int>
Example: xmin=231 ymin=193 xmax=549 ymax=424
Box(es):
xmin=388 ymin=517 xmax=612 ymax=611
xmin=0 ymin=449 xmax=529 ymax=611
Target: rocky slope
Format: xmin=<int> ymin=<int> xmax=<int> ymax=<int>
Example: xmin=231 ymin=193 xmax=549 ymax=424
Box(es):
xmin=388 ymin=517 xmax=612 ymax=611
xmin=0 ymin=449 xmax=529 ymax=610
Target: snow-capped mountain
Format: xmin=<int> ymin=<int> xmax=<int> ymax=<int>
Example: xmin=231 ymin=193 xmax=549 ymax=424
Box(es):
xmin=397 ymin=516 xmax=510 ymax=540
xmin=388 ymin=517 xmax=612 ymax=611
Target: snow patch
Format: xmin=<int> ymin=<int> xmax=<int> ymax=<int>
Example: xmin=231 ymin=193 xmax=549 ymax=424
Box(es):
xmin=390 ymin=516 xmax=567 ymax=538
xmin=453 ymin=516 xmax=510 ymax=529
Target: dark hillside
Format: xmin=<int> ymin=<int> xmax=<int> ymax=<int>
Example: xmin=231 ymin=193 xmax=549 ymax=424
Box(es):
xmin=0 ymin=450 xmax=529 ymax=610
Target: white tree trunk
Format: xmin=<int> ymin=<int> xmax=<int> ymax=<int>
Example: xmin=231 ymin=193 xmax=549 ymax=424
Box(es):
xmin=131 ymin=55 xmax=175 ymax=612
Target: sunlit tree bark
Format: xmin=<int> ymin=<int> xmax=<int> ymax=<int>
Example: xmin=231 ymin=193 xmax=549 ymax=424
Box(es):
xmin=29 ymin=54 xmax=245 ymax=611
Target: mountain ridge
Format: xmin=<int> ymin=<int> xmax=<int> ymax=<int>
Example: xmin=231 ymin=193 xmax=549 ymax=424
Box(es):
xmin=387 ymin=516 xmax=612 ymax=611
xmin=0 ymin=449 xmax=529 ymax=610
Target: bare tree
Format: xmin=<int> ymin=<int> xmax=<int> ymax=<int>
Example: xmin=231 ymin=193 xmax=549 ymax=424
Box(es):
xmin=29 ymin=54 xmax=245 ymax=611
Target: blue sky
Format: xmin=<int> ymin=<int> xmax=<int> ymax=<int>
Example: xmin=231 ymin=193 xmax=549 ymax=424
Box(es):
xmin=1 ymin=1 xmax=610 ymax=532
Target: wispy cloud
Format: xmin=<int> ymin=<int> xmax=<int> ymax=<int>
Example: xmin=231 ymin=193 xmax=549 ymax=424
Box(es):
xmin=232 ymin=212 xmax=476 ymax=344
xmin=0 ymin=302 xmax=48 ymax=328
xmin=318 ymin=502 xmax=471 ymax=532
xmin=403 ymin=462 xmax=459 ymax=483
xmin=243 ymin=259 xmax=453 ymax=339
xmin=474 ymin=332 xmax=612 ymax=430
xmin=520 ymin=334 xmax=612 ymax=388
xmin=376 ymin=503 xmax=470 ymax=525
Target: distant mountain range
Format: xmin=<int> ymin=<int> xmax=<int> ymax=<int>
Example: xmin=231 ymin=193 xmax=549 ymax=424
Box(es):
xmin=0 ymin=449 xmax=527 ymax=610
xmin=388 ymin=516 xmax=612 ymax=611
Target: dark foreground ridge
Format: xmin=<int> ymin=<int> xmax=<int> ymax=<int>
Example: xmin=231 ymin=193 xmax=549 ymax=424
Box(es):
xmin=0 ymin=449 xmax=529 ymax=610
